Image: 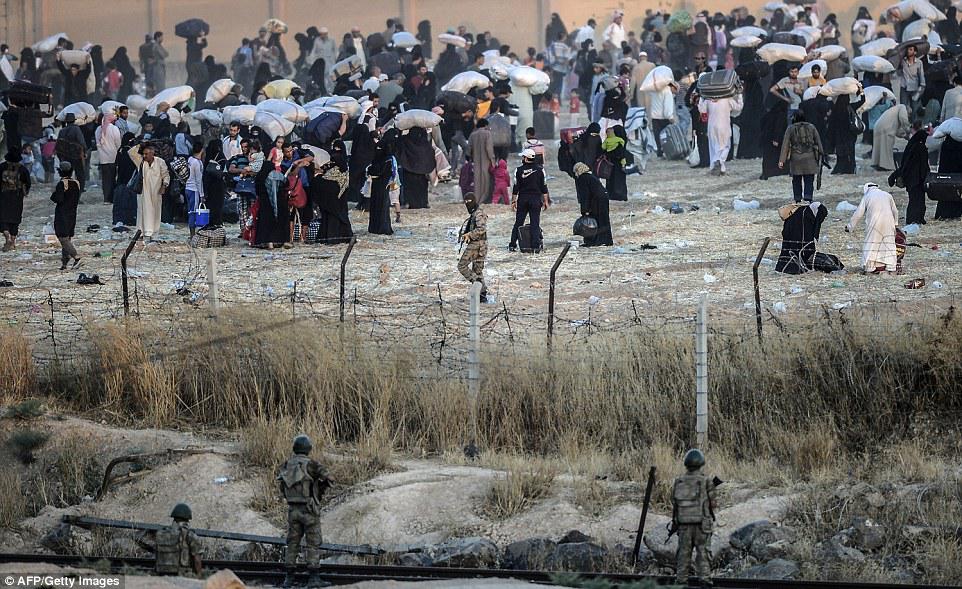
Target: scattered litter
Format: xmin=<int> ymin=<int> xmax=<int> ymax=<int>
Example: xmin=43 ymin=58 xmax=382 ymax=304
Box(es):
xmin=703 ymin=273 xmax=717 ymax=284
xmin=931 ymin=244 xmax=940 ymax=251
xmin=631 ymin=192 xmax=643 ymax=198
xmin=790 ymin=286 xmax=804 ymax=294
xmin=836 ymin=200 xmax=858 ymax=212
xmin=669 ymin=203 xmax=684 ymax=214
xmin=831 ymin=281 xmax=845 ymax=287
xmin=76 ymin=273 xmax=104 ymax=285
xmin=652 ymin=205 xmax=666 ymax=214
xmin=569 ymin=319 xmax=589 ymax=327
xmin=675 ymin=240 xmax=693 ymax=248
xmin=588 ymin=295 xmax=602 ymax=305
xmin=395 ymin=230 xmax=413 ymax=237
xmin=16 ymin=253 xmax=33 ymax=261
xmin=160 ymin=223 xmax=175 ymax=230
xmin=85 ymin=224 xmax=101 ymax=233
xmin=530 ymin=282 xmax=543 ymax=289
xmin=610 ymin=246 xmax=627 ymax=254
xmin=904 ymin=278 xmax=926 ymax=289
xmin=690 ymin=205 xmax=700 ymax=212
xmin=772 ymin=301 xmax=787 ymax=313
xmin=126 ymin=270 xmax=148 ymax=278
xmin=932 ymin=281 xmax=943 ymax=288
xmin=733 ymin=198 xmax=760 ymax=210
xmin=568 ymin=240 xmax=580 ymax=249
xmin=92 ymin=250 xmax=113 ymax=258
xmin=832 ymin=301 xmax=852 ymax=310
xmin=445 ymin=227 xmax=459 ymax=243
xmin=902 ymin=223 xmax=921 ymax=236
xmin=0 ymin=280 xmax=13 ymax=287
xmin=212 ymin=476 xmax=230 ymax=485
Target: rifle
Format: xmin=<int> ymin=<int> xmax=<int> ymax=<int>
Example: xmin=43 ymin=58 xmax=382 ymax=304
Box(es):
xmin=665 ymin=476 xmax=724 ymax=543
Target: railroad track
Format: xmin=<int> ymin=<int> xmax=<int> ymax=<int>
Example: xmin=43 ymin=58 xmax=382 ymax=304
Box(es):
xmin=1 ymin=553 xmax=959 ymax=589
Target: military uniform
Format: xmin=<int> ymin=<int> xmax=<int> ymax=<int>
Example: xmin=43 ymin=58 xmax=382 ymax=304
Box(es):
xmin=155 ymin=520 xmax=202 ymax=576
xmin=458 ymin=206 xmax=488 ymax=293
xmin=672 ymin=452 xmax=718 ymax=586
xmin=277 ymin=452 xmax=330 ymax=569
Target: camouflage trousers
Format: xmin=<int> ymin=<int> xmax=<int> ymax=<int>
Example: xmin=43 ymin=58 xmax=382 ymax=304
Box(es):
xmin=675 ymin=524 xmax=712 ymax=583
xmin=458 ymin=241 xmax=487 ymax=288
xmin=286 ymin=504 xmax=322 ymax=567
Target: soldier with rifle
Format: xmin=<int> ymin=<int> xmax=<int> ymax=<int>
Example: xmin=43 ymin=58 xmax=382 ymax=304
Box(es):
xmin=277 ymin=434 xmax=333 ymax=588
xmin=668 ymin=449 xmax=721 ymax=588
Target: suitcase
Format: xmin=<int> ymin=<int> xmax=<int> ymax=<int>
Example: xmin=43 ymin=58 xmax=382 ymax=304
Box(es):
xmin=660 ymin=124 xmax=688 ymax=160
xmin=697 ymin=69 xmax=742 ymax=99
xmin=926 ymin=172 xmax=962 ymax=202
xmin=518 ymin=224 xmax=543 ymax=253
xmin=560 ymin=126 xmax=585 ymax=144
xmin=533 ymin=110 xmax=557 ymax=140
xmin=3 ymin=81 xmax=53 ymax=110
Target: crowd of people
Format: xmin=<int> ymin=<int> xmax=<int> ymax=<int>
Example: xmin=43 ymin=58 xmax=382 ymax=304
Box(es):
xmin=4 ymin=1 xmax=962 ymax=281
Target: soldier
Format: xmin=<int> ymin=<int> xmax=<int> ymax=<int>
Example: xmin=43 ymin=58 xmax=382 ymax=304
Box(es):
xmin=277 ymin=434 xmax=332 ymax=588
xmin=457 ymin=192 xmax=489 ymax=302
xmin=671 ymin=449 xmax=719 ymax=587
xmin=138 ymin=503 xmax=202 ymax=577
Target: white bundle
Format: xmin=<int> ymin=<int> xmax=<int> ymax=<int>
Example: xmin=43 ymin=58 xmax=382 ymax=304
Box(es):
xmin=57 ymin=102 xmax=97 ymax=125
xmin=190 ymin=109 xmax=224 ymax=126
xmin=99 ymin=100 xmax=125 ymax=115
xmin=305 ymin=106 xmax=341 ymax=120
xmin=902 ymin=19 xmax=932 ymax=42
xmin=253 ymin=111 xmax=294 ymax=140
xmin=59 ymin=50 xmax=89 ymax=67
xmin=509 ymin=66 xmax=551 ymax=89
xmin=929 ymin=30 xmax=943 ymax=53
xmin=262 ymin=79 xmax=300 ymax=99
xmin=809 ymin=45 xmax=846 ymax=61
xmin=888 ymin=0 xmax=946 ymax=21
xmin=304 ymin=145 xmax=330 ymax=166
xmin=933 ymin=117 xmax=962 ymax=141
xmin=32 ymin=33 xmax=67 ymax=53
xmin=441 ymin=71 xmax=491 ymax=93
xmin=125 ymin=94 xmax=149 ymax=113
xmin=166 ymin=108 xmax=183 ymax=126
xmin=639 ymin=65 xmax=675 ymax=92
xmin=257 ymin=98 xmax=309 ymax=123
xmin=222 ymin=104 xmax=258 ymax=125
xmin=858 ymin=38 xmax=898 ymax=57
xmin=731 ymin=35 xmax=763 ymax=48
xmin=438 ymin=33 xmax=467 ymax=48
xmin=395 ymin=109 xmax=443 ymax=130
xmin=755 ymin=43 xmax=808 ymax=64
xmin=851 ymin=55 xmax=896 ymax=73
xmin=303 ymin=95 xmax=361 ymax=118
xmin=529 ymin=76 xmax=550 ymax=95
xmin=730 ymin=26 xmax=767 ymax=38
xmin=803 ymin=86 xmax=822 ymax=101
xmin=147 ymin=85 xmax=195 ymax=111
xmin=487 ymin=63 xmax=510 ymax=81
xmin=764 ymin=2 xmax=791 ymax=12
xmin=857 ymin=86 xmax=896 ymax=113
xmin=818 ymin=77 xmax=861 ymax=96
xmin=392 ymin=31 xmax=418 ymax=48
xmin=264 ymin=18 xmax=288 ymax=34
xmin=794 ymin=25 xmax=822 ymax=45
xmin=205 ymin=79 xmax=235 ymax=104
xmin=798 ymin=59 xmax=827 ymax=79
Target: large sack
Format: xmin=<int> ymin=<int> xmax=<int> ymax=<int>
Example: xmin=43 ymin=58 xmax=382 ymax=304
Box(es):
xmin=396 ymin=109 xmax=443 ymax=130
xmin=100 ymin=100 xmax=125 ymax=115
xmin=257 ymin=98 xmax=309 ymax=123
xmin=125 ymin=94 xmax=150 ymax=112
xmin=254 ymin=111 xmax=294 ymax=140
xmin=56 ymin=102 xmax=97 ymax=125
xmin=222 ymin=105 xmax=258 ymax=125
xmin=802 ymin=86 xmax=821 ymax=101
xmin=392 ymin=31 xmax=418 ymax=48
xmin=262 ymin=79 xmax=300 ymax=99
xmin=147 ymin=85 xmax=195 ymax=112
xmin=441 ymin=71 xmax=491 ymax=93
xmin=810 ymin=45 xmax=846 ymax=61
xmin=165 ymin=108 xmax=183 ymax=126
xmin=794 ymin=25 xmax=822 ymax=46
xmin=329 ymin=55 xmax=364 ymax=81
xmin=731 ymin=26 xmax=767 ymax=38
xmin=175 ymin=18 xmax=209 ymax=38
xmin=438 ymin=33 xmax=467 ymax=48
xmin=857 ymin=86 xmax=896 ymax=113
xmin=764 ymin=1 xmax=791 ymax=11
xmin=933 ymin=117 xmax=962 ymax=141
xmin=303 ymin=145 xmax=331 ymax=166
xmin=263 ymin=18 xmax=288 ymax=34
xmin=304 ymin=111 xmax=342 ymax=145
xmin=818 ymin=77 xmax=861 ymax=96
xmin=902 ymin=19 xmax=932 ymax=42
xmin=852 ymin=55 xmax=896 ymax=73
xmin=509 ymin=66 xmax=551 ymax=89
xmin=858 ymin=37 xmax=898 ymax=57
xmin=731 ymin=35 xmax=763 ymax=48
xmin=435 ymin=90 xmax=477 ymax=115
xmin=888 ymin=0 xmax=946 ymax=21
xmin=190 ymin=109 xmax=224 ymax=126
xmin=32 ymin=33 xmax=67 ymax=54
xmin=60 ymin=50 xmax=89 ymax=67
xmin=205 ymin=79 xmax=235 ymax=104
xmin=755 ymin=43 xmax=808 ymax=64
xmin=303 ymin=96 xmax=360 ymax=118
xmin=667 ymin=11 xmax=693 ymax=34
xmin=529 ymin=76 xmax=550 ymax=95
xmin=798 ymin=59 xmax=827 ymax=79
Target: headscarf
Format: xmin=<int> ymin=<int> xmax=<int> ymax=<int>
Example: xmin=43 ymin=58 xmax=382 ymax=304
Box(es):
xmin=586 ymin=122 xmax=601 ymax=136
xmin=98 ymin=114 xmax=117 ymax=149
xmin=573 ymin=162 xmax=591 ymax=177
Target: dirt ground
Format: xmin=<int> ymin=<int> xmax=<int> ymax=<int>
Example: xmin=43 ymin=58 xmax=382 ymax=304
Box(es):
xmin=3 ymin=141 xmax=961 ymax=347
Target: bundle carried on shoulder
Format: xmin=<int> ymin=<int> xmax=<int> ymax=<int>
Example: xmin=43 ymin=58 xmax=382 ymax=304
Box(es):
xmin=667 ymin=11 xmax=693 ymax=34
xmin=887 ymin=0 xmax=945 ymax=22
xmin=818 ymin=77 xmax=861 ymax=96
xmin=57 ymin=102 xmax=97 ymax=125
xmin=902 ymin=19 xmax=932 ymax=42
xmin=222 ymin=104 xmax=257 ymax=125
xmin=32 ymin=33 xmax=67 ymax=54
xmin=257 ymin=98 xmax=309 ymax=123
xmin=147 ymin=85 xmax=195 ymax=112
xmin=809 ymin=45 xmax=846 ymax=61
xmin=441 ymin=71 xmax=492 ymax=94
xmin=509 ymin=66 xmax=551 ymax=89
xmin=303 ymin=145 xmax=330 ymax=166
xmin=933 ymin=117 xmax=962 ymax=141
xmin=262 ymin=79 xmax=300 ymax=99
xmin=125 ymin=94 xmax=149 ymax=113
xmin=755 ymin=43 xmax=808 ymax=64
xmin=190 ymin=109 xmax=224 ymax=126
xmin=330 ymin=55 xmax=364 ymax=81
xmin=60 ymin=50 xmax=89 ymax=67
xmin=857 ymin=86 xmax=896 ymax=113
xmin=254 ymin=111 xmax=294 ymax=140
xmin=697 ymin=69 xmax=742 ymax=99
xmin=852 ymin=55 xmax=896 ymax=73
xmin=798 ymin=59 xmax=827 ymax=79
xmin=205 ymin=79 xmax=235 ymax=104
xmin=730 ymin=26 xmax=767 ymax=38
xmin=731 ymin=35 xmax=763 ymax=48
xmin=303 ymin=96 xmax=360 ymax=118
xmin=395 ymin=109 xmax=443 ymax=130
xmin=858 ymin=37 xmax=898 ymax=57
xmin=304 ymin=111 xmax=343 ymax=146
xmin=263 ymin=18 xmax=288 ymax=34
xmin=392 ymin=31 xmax=418 ymax=48
xmin=99 ymin=100 xmax=125 ymax=115
xmin=640 ymin=65 xmax=675 ymax=92
xmin=794 ymin=25 xmax=822 ymax=46
xmin=438 ymin=33 xmax=467 ymax=48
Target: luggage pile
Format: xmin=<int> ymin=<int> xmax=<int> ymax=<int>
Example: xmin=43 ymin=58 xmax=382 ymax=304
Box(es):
xmin=697 ymin=70 xmax=742 ymax=99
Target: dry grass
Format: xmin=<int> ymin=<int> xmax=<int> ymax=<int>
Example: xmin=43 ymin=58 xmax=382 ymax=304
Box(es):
xmin=6 ymin=428 xmax=50 ymax=464
xmin=483 ymin=460 xmax=557 ymax=519
xmin=0 ymin=329 xmax=36 ymax=404
xmin=0 ymin=470 xmax=27 ymax=529
xmin=26 ymin=431 xmax=103 ymax=511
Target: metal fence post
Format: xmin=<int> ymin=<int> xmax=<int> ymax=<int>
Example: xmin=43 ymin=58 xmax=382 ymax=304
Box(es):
xmin=465 ymin=281 xmax=482 ymax=458
xmin=753 ymin=237 xmax=772 ymax=342
xmin=547 ymin=242 xmax=571 ymax=347
xmin=206 ymin=249 xmax=219 ymax=316
xmin=632 ymin=466 xmax=657 ymax=568
xmin=695 ymin=297 xmax=709 ymax=449
xmin=121 ymin=230 xmax=142 ymax=316
xmin=340 ymin=237 xmax=357 ymax=322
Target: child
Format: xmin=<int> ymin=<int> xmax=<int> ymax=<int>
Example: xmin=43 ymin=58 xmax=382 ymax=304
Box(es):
xmin=40 ymin=128 xmax=57 ymax=183
xmin=20 ymin=144 xmax=42 ymax=183
xmin=50 ymin=161 xmax=82 ymax=270
xmin=523 ymin=127 xmax=546 ymax=165
xmin=388 ymin=153 xmax=402 ymax=224
xmin=490 ymin=159 xmax=511 ymax=204
xmin=102 ymin=61 xmax=124 ymax=99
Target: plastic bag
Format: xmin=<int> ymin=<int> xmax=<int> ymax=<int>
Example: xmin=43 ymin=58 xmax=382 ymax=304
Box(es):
xmin=262 ymin=79 xmax=300 ymax=99
xmin=667 ymin=11 xmax=693 ymax=33
xmin=852 ymin=55 xmax=896 ymax=73
xmin=639 ymin=65 xmax=675 ymax=92
xmin=441 ymin=71 xmax=492 ymax=93
xmin=755 ymin=43 xmax=808 ymax=64
xmin=205 ymin=79 xmax=235 ymax=104
xmin=257 ymin=98 xmax=309 ymax=123
xmin=731 ymin=35 xmax=762 ymax=48
xmin=395 ymin=109 xmax=443 ymax=130
xmin=818 ymin=77 xmax=861 ymax=97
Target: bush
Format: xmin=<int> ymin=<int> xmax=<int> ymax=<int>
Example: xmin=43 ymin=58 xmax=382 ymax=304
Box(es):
xmin=4 ymin=398 xmax=45 ymax=420
xmin=7 ymin=429 xmax=49 ymax=464
xmin=0 ymin=471 xmax=27 ymax=529
xmin=483 ymin=461 xmax=556 ymax=519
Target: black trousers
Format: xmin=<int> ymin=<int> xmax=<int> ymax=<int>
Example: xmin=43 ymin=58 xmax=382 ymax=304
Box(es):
xmin=652 ymin=119 xmax=670 ymax=156
xmin=906 ymin=185 xmax=927 ymax=224
xmin=509 ymin=194 xmax=543 ymax=251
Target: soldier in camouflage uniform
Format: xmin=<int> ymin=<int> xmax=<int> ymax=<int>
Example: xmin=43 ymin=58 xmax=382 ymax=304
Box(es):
xmin=672 ymin=449 xmax=718 ymax=587
xmin=277 ymin=434 xmax=332 ymax=588
xmin=139 ymin=503 xmax=202 ymax=576
xmin=457 ymin=192 xmax=489 ymax=302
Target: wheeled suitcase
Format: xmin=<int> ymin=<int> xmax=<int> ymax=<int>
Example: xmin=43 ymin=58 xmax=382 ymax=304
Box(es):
xmin=660 ymin=124 xmax=688 ymax=160
xmin=518 ymin=224 xmax=543 ymax=253
xmin=697 ymin=69 xmax=742 ymax=99
xmin=533 ymin=110 xmax=557 ymax=140
xmin=926 ymin=172 xmax=962 ymax=201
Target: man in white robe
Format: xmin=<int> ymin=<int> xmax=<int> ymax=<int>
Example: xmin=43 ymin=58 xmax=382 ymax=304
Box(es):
xmin=872 ymin=104 xmax=910 ymax=171
xmin=128 ymin=143 xmax=170 ymax=242
xmin=846 ymin=183 xmax=899 ymax=272
xmin=698 ymin=94 xmax=744 ymax=175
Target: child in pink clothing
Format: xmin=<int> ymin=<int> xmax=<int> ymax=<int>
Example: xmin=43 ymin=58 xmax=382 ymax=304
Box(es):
xmin=490 ymin=159 xmax=511 ymax=205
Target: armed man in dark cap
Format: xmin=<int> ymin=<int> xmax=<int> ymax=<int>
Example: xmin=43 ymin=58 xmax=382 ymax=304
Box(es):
xmin=137 ymin=503 xmax=202 ymax=576
xmin=671 ymin=448 xmax=720 ymax=587
xmin=277 ymin=434 xmax=332 ymax=588
xmin=457 ymin=192 xmax=489 ymax=303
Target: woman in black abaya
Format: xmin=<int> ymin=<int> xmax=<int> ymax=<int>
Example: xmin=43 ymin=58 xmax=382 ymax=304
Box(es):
xmin=760 ymin=100 xmax=789 ymax=180
xmin=395 ymin=126 xmax=436 ymax=209
xmin=349 ymin=103 xmax=378 ymax=210
xmin=368 ymin=129 xmax=399 ymax=235
xmin=574 ymin=162 xmax=613 ymax=246
xmin=602 ymin=125 xmax=629 ymax=202
xmin=890 ymin=129 xmax=930 ymax=225
xmin=935 ymin=136 xmax=962 ymax=219
xmin=311 ymin=140 xmax=354 ymax=243
xmin=203 ymin=139 xmax=227 ymax=226
xmin=828 ymin=92 xmax=865 ymax=174
xmin=253 ymin=157 xmax=291 ymax=247
xmin=735 ymin=54 xmax=765 ymax=159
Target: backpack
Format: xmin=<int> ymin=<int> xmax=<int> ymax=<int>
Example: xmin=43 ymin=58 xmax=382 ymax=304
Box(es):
xmin=155 ymin=525 xmax=185 ymax=574
xmin=1 ymin=164 xmax=24 ymax=194
xmin=673 ymin=473 xmax=708 ymax=525
xmin=276 ymin=455 xmax=314 ymax=504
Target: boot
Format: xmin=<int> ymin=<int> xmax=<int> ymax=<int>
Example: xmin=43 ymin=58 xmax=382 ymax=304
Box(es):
xmin=307 ymin=570 xmax=330 ymax=588
xmin=281 ymin=567 xmax=296 ymax=588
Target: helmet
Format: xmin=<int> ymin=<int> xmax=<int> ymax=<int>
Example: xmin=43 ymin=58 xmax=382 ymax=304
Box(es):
xmin=293 ymin=434 xmax=313 ymax=455
xmin=170 ymin=503 xmax=192 ymax=521
xmin=683 ymin=449 xmax=706 ymax=469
